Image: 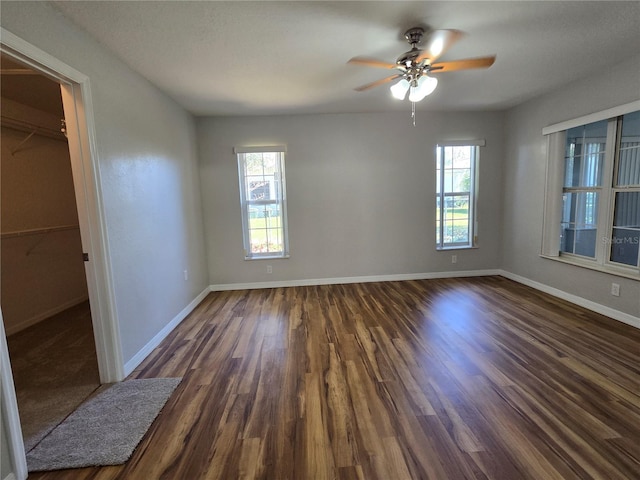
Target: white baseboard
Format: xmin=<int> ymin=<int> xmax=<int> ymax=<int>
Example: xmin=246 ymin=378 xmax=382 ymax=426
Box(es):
xmin=123 ymin=287 xmax=211 ymax=376
xmin=121 ymin=270 xmax=636 ymax=381
xmin=4 ymin=295 xmax=89 ymax=336
xmin=210 ymin=269 xmax=502 ymax=292
xmin=211 ymin=269 xmax=638 ymax=329
xmin=499 ymin=270 xmax=640 ymax=329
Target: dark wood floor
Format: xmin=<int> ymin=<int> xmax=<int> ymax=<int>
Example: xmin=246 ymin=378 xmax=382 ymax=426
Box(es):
xmin=29 ymin=276 xmax=640 ymax=479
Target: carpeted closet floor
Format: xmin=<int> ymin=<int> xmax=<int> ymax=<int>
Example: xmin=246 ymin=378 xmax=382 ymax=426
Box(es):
xmin=6 ymin=301 xmax=100 ymax=452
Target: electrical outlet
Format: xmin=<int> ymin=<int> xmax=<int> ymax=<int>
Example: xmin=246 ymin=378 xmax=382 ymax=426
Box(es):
xmin=183 ymin=270 xmax=189 ymax=281
xmin=451 ymin=255 xmax=457 ymax=264
xmin=266 ymin=265 xmax=272 ymax=274
xmin=611 ymin=283 xmax=620 ymax=297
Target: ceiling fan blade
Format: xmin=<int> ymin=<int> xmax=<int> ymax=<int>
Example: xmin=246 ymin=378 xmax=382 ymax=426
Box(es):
xmin=430 ymin=56 xmax=496 ymax=73
xmin=416 ymin=29 xmax=465 ymax=63
xmin=348 ymin=56 xmax=398 ymax=69
xmin=354 ymin=74 xmax=402 ymax=92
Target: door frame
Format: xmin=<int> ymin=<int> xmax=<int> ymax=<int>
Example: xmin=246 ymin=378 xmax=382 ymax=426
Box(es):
xmin=1 ymin=28 xmax=123 ymax=478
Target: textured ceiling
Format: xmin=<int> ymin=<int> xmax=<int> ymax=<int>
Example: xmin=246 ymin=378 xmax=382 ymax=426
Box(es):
xmin=50 ymin=1 xmax=640 ymax=116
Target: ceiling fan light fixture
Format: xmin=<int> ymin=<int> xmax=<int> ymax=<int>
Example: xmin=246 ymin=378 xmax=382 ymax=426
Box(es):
xmin=408 ymin=74 xmax=438 ymax=102
xmin=390 ymin=78 xmax=411 ymax=100
xmin=349 ymin=27 xmax=494 ymax=125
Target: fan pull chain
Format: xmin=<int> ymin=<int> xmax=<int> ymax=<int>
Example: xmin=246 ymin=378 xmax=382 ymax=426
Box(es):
xmin=411 ymin=101 xmax=416 ymax=126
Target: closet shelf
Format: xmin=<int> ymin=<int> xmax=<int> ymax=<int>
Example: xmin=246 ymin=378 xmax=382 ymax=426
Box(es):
xmin=1 ymin=224 xmax=79 ymax=239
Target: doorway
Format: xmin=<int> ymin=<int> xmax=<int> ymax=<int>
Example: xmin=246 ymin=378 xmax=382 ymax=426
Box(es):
xmin=1 ymin=52 xmax=101 ymax=451
xmin=1 ymin=29 xmax=123 ymax=478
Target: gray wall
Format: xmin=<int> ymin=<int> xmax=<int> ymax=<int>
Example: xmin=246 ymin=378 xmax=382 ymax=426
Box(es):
xmin=198 ymin=111 xmax=504 ymax=285
xmin=502 ymin=54 xmax=640 ymax=317
xmin=1 ymin=2 xmax=209 ymax=368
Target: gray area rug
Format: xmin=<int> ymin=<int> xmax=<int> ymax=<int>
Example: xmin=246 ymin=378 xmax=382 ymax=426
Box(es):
xmin=26 ymin=377 xmax=181 ymax=471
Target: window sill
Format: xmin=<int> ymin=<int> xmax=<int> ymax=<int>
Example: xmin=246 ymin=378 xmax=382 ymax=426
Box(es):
xmin=540 ymin=254 xmax=639 ymax=281
xmin=437 ymin=246 xmax=479 ymax=251
xmin=244 ymin=255 xmax=290 ymax=261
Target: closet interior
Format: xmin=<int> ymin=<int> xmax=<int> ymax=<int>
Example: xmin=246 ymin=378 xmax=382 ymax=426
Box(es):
xmin=1 ymin=54 xmax=100 ymax=451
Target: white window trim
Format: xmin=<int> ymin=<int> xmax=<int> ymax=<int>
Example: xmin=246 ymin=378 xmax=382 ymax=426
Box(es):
xmin=436 ymin=140 xmax=484 ymax=250
xmin=542 ymin=100 xmax=640 ymax=135
xmin=234 ymin=145 xmax=287 ymax=154
xmin=235 ymin=146 xmax=290 ymax=260
xmin=541 ymin=106 xmax=640 ymax=279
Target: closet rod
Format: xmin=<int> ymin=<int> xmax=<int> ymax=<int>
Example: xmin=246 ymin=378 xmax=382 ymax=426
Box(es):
xmin=1 ymin=114 xmax=65 ymax=141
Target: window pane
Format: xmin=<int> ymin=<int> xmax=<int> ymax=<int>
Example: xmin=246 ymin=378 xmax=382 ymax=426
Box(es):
xmin=442 ymin=194 xmax=469 ymax=244
xmin=261 ymin=153 xmax=278 ymax=175
xmin=621 ymin=110 xmax=640 ymax=139
xmin=452 ymin=169 xmax=470 ymax=192
xmin=436 ymin=196 xmax=441 ymax=244
xmin=248 ymin=206 xmax=284 ymax=254
xmin=610 ymin=228 xmax=639 ymax=266
xmin=617 ymin=147 xmax=640 ymax=186
xmin=617 ymin=111 xmax=640 ymax=187
xmin=565 ymin=120 xmax=607 ymax=188
xmin=610 ymin=191 xmax=640 ymax=266
xmin=560 ymin=191 xmax=599 ymax=257
xmin=583 ymin=120 xmax=609 ymax=143
xmin=245 ymin=153 xmax=266 ymax=175
xmin=248 ymin=177 xmax=270 ymax=200
xmin=613 ymin=191 xmax=640 ymax=226
xmin=436 ymin=150 xmax=441 ymax=194
xmin=443 ymin=169 xmax=453 ymax=193
xmin=561 ymin=191 xmax=599 ymax=226
xmin=443 ymin=147 xmax=453 ymax=168
xmin=565 ymin=121 xmax=608 ymax=156
xmin=563 ymin=152 xmax=604 ymax=187
xmin=451 ymin=146 xmax=472 ymax=168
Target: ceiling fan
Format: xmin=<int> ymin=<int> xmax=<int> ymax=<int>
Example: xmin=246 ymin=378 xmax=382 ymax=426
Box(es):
xmin=349 ymin=27 xmax=495 ymax=108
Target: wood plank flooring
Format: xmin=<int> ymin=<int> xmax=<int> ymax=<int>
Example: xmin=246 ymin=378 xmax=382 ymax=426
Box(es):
xmin=28 ymin=276 xmax=640 ymax=479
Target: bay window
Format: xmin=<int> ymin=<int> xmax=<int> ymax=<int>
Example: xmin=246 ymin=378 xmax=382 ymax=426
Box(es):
xmin=542 ymin=103 xmax=640 ymax=275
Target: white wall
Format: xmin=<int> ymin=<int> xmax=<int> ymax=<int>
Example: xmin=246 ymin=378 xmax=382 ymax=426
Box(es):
xmin=1 ymin=2 xmax=208 ymax=364
xmin=503 ymin=54 xmax=640 ymax=318
xmin=198 ymin=111 xmax=504 ymax=285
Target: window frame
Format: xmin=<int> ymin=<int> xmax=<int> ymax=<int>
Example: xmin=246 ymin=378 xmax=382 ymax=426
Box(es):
xmin=541 ymin=101 xmax=640 ymax=277
xmin=559 ymin=120 xmax=613 ymax=260
xmin=609 ymin=113 xmax=640 ymax=268
xmin=435 ymin=140 xmax=484 ymax=250
xmin=235 ymin=146 xmax=290 ymax=260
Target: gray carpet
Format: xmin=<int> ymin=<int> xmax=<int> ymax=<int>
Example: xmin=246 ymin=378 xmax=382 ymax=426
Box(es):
xmin=7 ymin=301 xmax=101 ymax=452
xmin=26 ymin=377 xmax=181 ymax=472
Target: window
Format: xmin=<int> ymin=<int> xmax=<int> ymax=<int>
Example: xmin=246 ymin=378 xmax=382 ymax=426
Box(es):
xmin=542 ymin=103 xmax=640 ymax=274
xmin=235 ymin=146 xmax=289 ymax=259
xmin=611 ymin=111 xmax=640 ymax=267
xmin=436 ymin=142 xmax=481 ymax=249
xmin=561 ymin=120 xmax=607 ymax=257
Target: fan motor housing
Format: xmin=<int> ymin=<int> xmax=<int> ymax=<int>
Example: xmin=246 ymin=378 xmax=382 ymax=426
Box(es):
xmin=404 ymin=27 xmax=425 ymax=46
xmin=397 ymin=27 xmax=427 ymax=67
xmin=396 ymin=49 xmax=423 ymax=67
